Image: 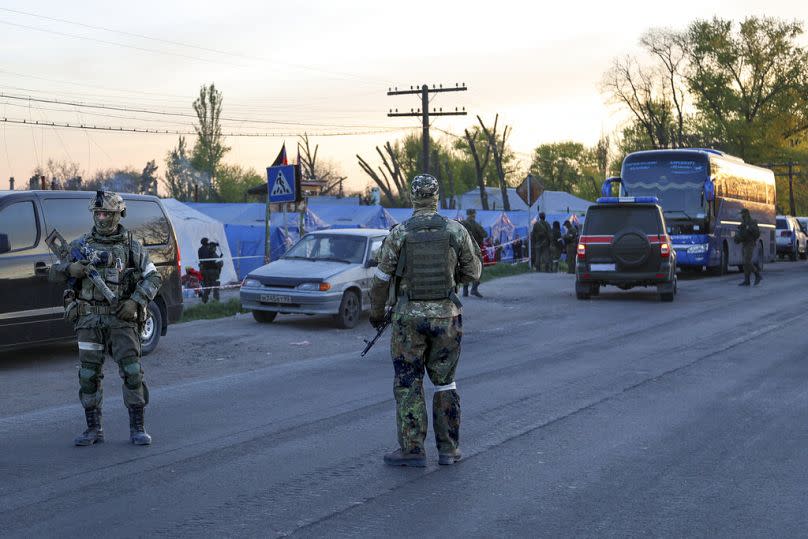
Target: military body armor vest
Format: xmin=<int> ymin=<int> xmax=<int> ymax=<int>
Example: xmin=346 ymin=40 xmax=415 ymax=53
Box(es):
xmin=77 ymin=232 xmax=134 ymax=304
xmin=402 ymin=214 xmax=457 ymax=301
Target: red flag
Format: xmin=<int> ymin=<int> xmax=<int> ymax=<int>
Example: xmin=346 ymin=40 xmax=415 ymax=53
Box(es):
xmin=271 ymin=143 xmax=288 ymax=166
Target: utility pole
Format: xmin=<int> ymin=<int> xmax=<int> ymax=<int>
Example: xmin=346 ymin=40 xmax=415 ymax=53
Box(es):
xmin=763 ymin=162 xmax=801 ymax=216
xmin=387 ymin=83 xmax=467 ymax=175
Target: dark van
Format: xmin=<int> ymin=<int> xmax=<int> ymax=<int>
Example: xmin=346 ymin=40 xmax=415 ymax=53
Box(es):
xmin=0 ymin=190 xmax=183 ymax=354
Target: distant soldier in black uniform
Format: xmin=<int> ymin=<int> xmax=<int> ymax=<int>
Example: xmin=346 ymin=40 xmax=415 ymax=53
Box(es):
xmin=734 ymin=208 xmax=762 ymax=286
xmin=198 ymin=238 xmax=223 ymax=302
xmin=461 ymin=208 xmax=487 ymax=298
xmin=563 ymin=220 xmax=579 ymax=274
xmin=531 ymin=212 xmax=552 ymax=272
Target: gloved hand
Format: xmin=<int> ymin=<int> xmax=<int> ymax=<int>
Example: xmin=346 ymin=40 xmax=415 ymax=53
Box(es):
xmin=369 ymin=311 xmax=386 ymax=330
xmin=68 ymin=261 xmax=86 ymax=278
xmin=116 ymin=299 xmax=139 ymax=322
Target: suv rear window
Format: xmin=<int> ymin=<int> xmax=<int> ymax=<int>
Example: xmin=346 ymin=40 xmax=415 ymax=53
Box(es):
xmin=584 ymin=206 xmax=662 ymax=235
xmin=776 ymin=218 xmax=787 ymax=229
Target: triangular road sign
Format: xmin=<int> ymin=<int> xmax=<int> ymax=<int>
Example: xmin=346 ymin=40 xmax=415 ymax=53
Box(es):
xmin=271 ymin=171 xmax=293 ymax=196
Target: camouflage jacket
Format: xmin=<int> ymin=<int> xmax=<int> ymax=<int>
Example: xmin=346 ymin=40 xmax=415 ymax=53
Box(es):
xmin=370 ymin=208 xmax=481 ymax=318
xmin=51 ymin=225 xmax=162 ymax=326
xmin=735 ymin=218 xmax=760 ymax=245
xmin=531 ymin=220 xmax=552 ymax=247
xmin=461 ymin=218 xmax=488 ymax=249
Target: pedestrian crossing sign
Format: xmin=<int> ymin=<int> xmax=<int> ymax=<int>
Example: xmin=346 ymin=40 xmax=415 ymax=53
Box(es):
xmin=267 ymin=165 xmax=296 ymax=203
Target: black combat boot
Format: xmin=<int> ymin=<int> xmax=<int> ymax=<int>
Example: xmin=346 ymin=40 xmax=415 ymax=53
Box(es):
xmin=438 ymin=449 xmax=462 ymax=466
xmin=74 ymin=407 xmax=104 ymax=446
xmin=470 ymin=284 xmax=483 ymax=298
xmin=128 ymin=405 xmax=152 ymax=445
xmin=754 ymin=273 xmax=762 ymax=286
xmin=383 ymin=448 xmax=427 ymax=467
xmin=738 ymin=279 xmax=750 ymax=286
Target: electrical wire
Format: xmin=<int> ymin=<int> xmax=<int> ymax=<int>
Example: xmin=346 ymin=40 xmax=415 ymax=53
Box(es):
xmin=0 ymin=117 xmax=414 ymax=138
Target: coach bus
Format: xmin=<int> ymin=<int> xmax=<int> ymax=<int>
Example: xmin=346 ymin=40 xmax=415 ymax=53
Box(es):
xmin=602 ymin=148 xmax=776 ymax=273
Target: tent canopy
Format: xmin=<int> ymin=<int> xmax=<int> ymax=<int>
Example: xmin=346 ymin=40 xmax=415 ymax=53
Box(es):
xmin=457 ymin=187 xmax=592 ymax=213
xmin=160 ymin=199 xmax=239 ymax=284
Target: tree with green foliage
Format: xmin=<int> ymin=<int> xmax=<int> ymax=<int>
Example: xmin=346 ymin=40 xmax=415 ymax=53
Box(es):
xmin=215 ymin=164 xmax=264 ymax=202
xmin=191 ymin=83 xmax=230 ymax=196
xmin=163 ymin=136 xmax=200 ymax=201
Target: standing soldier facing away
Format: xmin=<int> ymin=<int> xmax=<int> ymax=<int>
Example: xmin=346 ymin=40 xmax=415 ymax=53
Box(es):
xmin=460 ymin=208 xmax=486 ymax=298
xmin=735 ymin=208 xmax=762 ymax=286
xmin=198 ymin=238 xmax=222 ymax=303
xmin=50 ymin=191 xmax=162 ymax=446
xmin=563 ymin=220 xmax=579 ymax=274
xmin=369 ymin=174 xmax=481 ymax=467
xmin=531 ymin=212 xmax=552 ymax=272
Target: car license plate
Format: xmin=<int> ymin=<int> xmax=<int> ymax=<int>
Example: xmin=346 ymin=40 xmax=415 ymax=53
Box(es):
xmin=260 ymin=294 xmax=291 ymax=304
xmin=590 ymin=263 xmax=616 ymax=271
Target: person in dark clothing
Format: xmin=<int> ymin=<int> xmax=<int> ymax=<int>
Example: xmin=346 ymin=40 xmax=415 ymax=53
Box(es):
xmin=198 ymin=238 xmax=223 ymax=303
xmin=460 ymin=208 xmax=487 ymax=297
xmin=562 ymin=220 xmax=579 ymax=274
xmin=551 ymin=221 xmax=562 ymax=272
xmin=513 ymin=234 xmax=523 ymax=261
xmin=531 ymin=212 xmax=552 ymax=272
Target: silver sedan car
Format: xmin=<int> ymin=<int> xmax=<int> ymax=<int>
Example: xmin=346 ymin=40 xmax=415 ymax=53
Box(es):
xmin=240 ymin=228 xmax=389 ymax=328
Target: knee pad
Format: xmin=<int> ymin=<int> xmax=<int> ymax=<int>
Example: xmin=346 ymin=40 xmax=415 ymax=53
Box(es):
xmin=121 ymin=359 xmax=143 ymax=390
xmin=78 ymin=364 xmax=101 ymax=393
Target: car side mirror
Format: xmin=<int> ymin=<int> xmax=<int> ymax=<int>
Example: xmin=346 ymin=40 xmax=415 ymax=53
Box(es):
xmin=0 ymin=233 xmax=10 ymax=254
xmin=365 ymin=258 xmax=378 ymax=268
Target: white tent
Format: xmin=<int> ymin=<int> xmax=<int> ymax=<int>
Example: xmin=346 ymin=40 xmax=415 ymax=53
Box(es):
xmin=160 ymin=198 xmax=239 ymax=284
xmin=456 ymin=187 xmax=592 ymax=214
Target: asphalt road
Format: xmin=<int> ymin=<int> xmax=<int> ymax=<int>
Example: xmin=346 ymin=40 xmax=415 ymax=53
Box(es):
xmin=1 ymin=262 xmax=807 ymax=537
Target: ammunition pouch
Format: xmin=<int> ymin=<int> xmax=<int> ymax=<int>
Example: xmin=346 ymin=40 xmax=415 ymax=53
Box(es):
xmin=77 ymin=302 xmax=115 ymax=316
xmin=63 ymin=290 xmax=78 ymax=323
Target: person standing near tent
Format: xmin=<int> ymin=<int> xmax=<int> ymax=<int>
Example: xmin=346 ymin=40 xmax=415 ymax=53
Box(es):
xmin=531 ymin=212 xmax=552 ymax=272
xmin=198 ymin=238 xmax=223 ymax=303
xmin=550 ymin=221 xmax=562 ymax=272
xmin=369 ymin=174 xmax=481 ymax=467
xmin=460 ymin=208 xmax=486 ymax=298
xmin=563 ymin=220 xmax=579 ymax=274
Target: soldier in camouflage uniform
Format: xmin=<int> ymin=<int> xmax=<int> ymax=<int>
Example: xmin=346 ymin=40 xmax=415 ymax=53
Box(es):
xmin=460 ymin=208 xmax=486 ymax=298
xmin=50 ymin=191 xmax=163 ymax=446
xmin=370 ymin=174 xmax=481 ymax=467
xmin=531 ymin=212 xmax=552 ymax=272
xmin=734 ymin=208 xmax=762 ymax=286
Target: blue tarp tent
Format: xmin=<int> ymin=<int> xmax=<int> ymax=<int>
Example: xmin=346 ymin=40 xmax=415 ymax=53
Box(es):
xmin=312 ymin=204 xmax=397 ymax=230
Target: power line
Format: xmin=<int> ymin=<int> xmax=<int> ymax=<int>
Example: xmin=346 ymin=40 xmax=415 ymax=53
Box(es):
xmin=0 ymin=116 xmax=413 ymax=138
xmin=0 ymin=92 xmax=393 ymax=129
xmin=0 ymin=19 xmax=244 ymax=67
xmin=0 ymin=8 xmax=391 ymax=85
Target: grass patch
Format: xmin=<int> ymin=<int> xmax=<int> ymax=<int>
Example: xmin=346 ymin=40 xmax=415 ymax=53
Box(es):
xmin=180 ymin=297 xmax=247 ymax=322
xmin=479 ymin=262 xmax=532 ymax=282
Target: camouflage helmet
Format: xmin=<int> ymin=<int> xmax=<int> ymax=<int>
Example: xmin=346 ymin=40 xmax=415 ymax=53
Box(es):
xmin=89 ymin=190 xmax=126 ymax=217
xmin=410 ymin=174 xmax=439 ymax=199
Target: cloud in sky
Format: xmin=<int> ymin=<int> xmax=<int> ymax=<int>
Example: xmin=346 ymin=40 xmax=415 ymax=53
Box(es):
xmin=1 ymin=0 xmax=806 ymax=192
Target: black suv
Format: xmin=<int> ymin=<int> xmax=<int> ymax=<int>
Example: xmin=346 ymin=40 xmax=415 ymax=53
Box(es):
xmin=0 ymin=190 xmax=183 ymax=354
xmin=575 ymin=197 xmax=677 ymax=302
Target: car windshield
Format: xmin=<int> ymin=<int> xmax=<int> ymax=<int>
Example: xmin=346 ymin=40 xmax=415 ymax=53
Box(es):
xmin=584 ymin=206 xmax=662 ymax=235
xmin=283 ymin=234 xmax=366 ymax=264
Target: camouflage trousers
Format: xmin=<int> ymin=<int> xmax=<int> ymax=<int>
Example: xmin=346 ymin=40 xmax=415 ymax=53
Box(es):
xmin=742 ymin=243 xmax=761 ymax=280
xmin=76 ymin=319 xmax=148 ymax=410
xmin=391 ymin=314 xmax=462 ymax=454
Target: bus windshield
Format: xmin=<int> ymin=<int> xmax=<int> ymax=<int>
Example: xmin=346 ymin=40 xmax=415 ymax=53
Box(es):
xmin=622 ymin=156 xmax=709 ymax=218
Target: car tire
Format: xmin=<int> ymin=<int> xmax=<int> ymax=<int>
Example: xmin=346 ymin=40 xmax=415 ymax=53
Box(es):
xmin=660 ymin=290 xmax=675 ymax=302
xmin=140 ymin=301 xmax=162 ymax=356
xmin=590 ymin=284 xmax=600 ymax=296
xmin=252 ymin=310 xmax=277 ymax=323
xmin=336 ymin=290 xmax=361 ymax=329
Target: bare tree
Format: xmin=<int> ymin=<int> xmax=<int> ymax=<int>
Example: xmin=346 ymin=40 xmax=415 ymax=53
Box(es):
xmin=641 ymin=29 xmax=689 ymax=147
xmin=298 ymin=134 xmax=345 ymax=196
xmin=357 ymin=141 xmax=410 ymax=206
xmin=463 ymin=128 xmax=491 ymax=210
xmin=477 ymin=114 xmax=512 ymax=211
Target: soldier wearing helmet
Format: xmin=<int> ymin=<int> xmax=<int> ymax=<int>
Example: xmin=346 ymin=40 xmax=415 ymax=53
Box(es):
xmin=369 ymin=174 xmax=481 ymax=467
xmin=50 ymin=191 xmax=162 ymax=446
xmin=734 ymin=208 xmax=762 ymax=286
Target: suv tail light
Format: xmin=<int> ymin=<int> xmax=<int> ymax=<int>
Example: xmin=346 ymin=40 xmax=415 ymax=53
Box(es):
xmin=660 ymin=242 xmax=670 ymax=258
xmin=175 ymin=235 xmax=182 ymax=274
xmin=577 ymin=243 xmax=586 ymax=260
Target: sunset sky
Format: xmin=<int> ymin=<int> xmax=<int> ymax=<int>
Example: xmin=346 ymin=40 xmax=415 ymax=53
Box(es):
xmin=1 ymin=0 xmax=806 ymax=193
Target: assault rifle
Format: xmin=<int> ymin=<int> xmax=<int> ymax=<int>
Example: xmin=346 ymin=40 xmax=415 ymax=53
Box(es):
xmin=361 ymin=309 xmax=392 ymax=357
xmin=45 ymin=229 xmax=118 ymax=306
